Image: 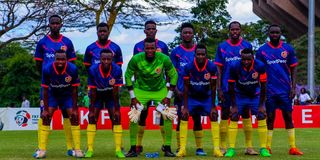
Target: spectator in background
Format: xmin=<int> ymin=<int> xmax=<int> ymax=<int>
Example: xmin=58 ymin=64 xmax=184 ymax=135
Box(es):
xmin=82 ymin=91 xmax=90 ymax=108
xmin=315 ymin=94 xmax=320 ymax=104
xmin=21 ymin=95 xmax=30 ymax=108
xmin=298 ymin=88 xmax=312 ymax=105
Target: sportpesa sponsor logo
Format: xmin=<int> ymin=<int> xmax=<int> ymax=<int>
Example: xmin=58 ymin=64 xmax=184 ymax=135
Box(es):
xmin=50 ymin=84 xmax=70 ymax=88
xmin=97 ymin=87 xmax=113 ymax=91
xmin=179 ymin=62 xmax=188 ymax=67
xmin=225 ymin=56 xmax=241 ymax=62
xmin=267 ymin=59 xmax=287 ymax=65
xmin=190 ymin=81 xmax=210 ymax=86
xmin=238 ymin=80 xmax=258 ymax=85
xmin=45 ymin=53 xmax=55 ymax=58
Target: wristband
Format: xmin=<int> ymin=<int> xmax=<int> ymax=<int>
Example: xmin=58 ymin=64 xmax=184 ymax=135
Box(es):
xmin=129 ymin=90 xmax=135 ymax=99
xmin=166 ymin=90 xmax=173 ymax=99
xmin=166 ymin=82 xmax=170 ymax=87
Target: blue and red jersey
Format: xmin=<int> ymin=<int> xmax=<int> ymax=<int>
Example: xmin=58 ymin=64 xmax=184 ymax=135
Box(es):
xmin=256 ymin=41 xmax=298 ymax=95
xmin=228 ymin=59 xmax=267 ymax=97
xmin=133 ymin=39 xmax=169 ymax=55
xmin=41 ymin=62 xmax=80 ymax=97
xmin=34 ymin=34 xmax=76 ymax=69
xmin=83 ymin=40 xmax=123 ymax=67
xmin=88 ymin=62 xmax=123 ymax=92
xmin=214 ymin=38 xmax=252 ymax=92
xmin=170 ymin=44 xmax=196 ymax=92
xmin=182 ymin=59 xmax=217 ymax=98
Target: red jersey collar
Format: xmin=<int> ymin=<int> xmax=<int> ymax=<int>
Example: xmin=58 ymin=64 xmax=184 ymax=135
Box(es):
xmin=99 ymin=64 xmax=112 ymax=78
xmin=53 ymin=62 xmax=67 ymax=75
xmin=194 ymin=58 xmax=208 ymax=72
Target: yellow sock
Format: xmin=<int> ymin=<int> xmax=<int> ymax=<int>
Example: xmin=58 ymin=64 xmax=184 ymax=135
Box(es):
xmin=87 ymin=124 xmax=96 ymax=152
xmin=242 ymin=118 xmax=253 ymax=148
xmin=160 ymin=126 xmax=165 ymax=144
xmin=228 ymin=121 xmax=238 ymax=148
xmin=137 ymin=125 xmax=145 ymax=146
xmin=39 ymin=125 xmax=50 ymax=150
xmin=176 ymin=131 xmax=180 ymax=149
xmin=257 ymin=120 xmax=267 ymax=148
xmin=220 ymin=120 xmax=228 ymax=149
xmin=71 ymin=125 xmax=81 ymax=150
xmin=179 ymin=120 xmax=188 ymax=151
xmin=37 ymin=118 xmax=43 ymax=149
xmin=194 ymin=130 xmax=203 ymax=149
xmin=267 ymin=130 xmax=273 ymax=147
xmin=211 ymin=122 xmax=220 ymax=150
xmin=113 ymin=125 xmax=123 ymax=152
xmin=287 ymin=128 xmax=296 ymax=148
xmin=63 ymin=118 xmax=73 ymax=150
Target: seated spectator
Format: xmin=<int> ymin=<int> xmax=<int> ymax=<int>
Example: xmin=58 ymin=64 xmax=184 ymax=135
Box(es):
xmin=298 ymin=88 xmax=312 ymax=105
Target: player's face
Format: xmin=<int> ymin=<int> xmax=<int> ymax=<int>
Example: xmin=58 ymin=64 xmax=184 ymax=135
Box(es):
xmin=54 ymin=53 xmax=67 ymax=69
xmin=49 ymin=17 xmax=62 ymax=33
xmin=97 ymin=26 xmax=109 ymax=42
xmin=241 ymin=53 xmax=253 ymax=69
xmin=268 ymin=26 xmax=281 ymax=42
xmin=144 ymin=23 xmax=157 ymax=38
xmin=144 ymin=42 xmax=156 ymax=61
xmin=181 ymin=27 xmax=194 ymax=43
xmin=229 ymin=23 xmax=241 ymax=40
xmin=195 ymin=48 xmax=206 ymax=64
xmin=100 ymin=52 xmax=113 ymax=68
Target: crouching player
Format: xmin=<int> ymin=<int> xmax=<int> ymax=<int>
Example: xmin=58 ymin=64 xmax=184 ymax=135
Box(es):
xmin=84 ymin=49 xmax=125 ymax=158
xmin=33 ymin=49 xmax=83 ymax=158
xmin=125 ymin=37 xmax=178 ymax=157
xmin=225 ymin=48 xmax=271 ymax=157
xmin=176 ymin=44 xmax=223 ymax=157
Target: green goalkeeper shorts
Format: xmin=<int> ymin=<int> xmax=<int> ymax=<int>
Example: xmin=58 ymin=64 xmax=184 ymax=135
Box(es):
xmin=134 ymin=87 xmax=167 ymax=109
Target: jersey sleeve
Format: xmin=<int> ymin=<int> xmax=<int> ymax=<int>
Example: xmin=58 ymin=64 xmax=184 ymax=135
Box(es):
xmin=113 ymin=45 xmax=123 ymax=65
xmin=133 ymin=43 xmax=142 ymax=55
xmin=170 ymin=49 xmax=179 ymax=70
xmin=210 ymin=62 xmax=218 ymax=79
xmin=255 ymin=47 xmax=264 ymax=63
xmin=228 ymin=64 xmax=237 ymax=83
xmin=162 ymin=43 xmax=169 ymax=55
xmin=88 ymin=67 xmax=96 ymax=88
xmin=115 ymin=68 xmax=124 ymax=86
xmin=164 ymin=56 xmax=178 ymax=85
xmin=34 ymin=40 xmax=44 ymax=61
xmin=66 ymin=39 xmax=77 ymax=62
xmin=259 ymin=62 xmax=267 ymax=82
xmin=214 ymin=45 xmax=224 ymax=67
xmin=83 ymin=46 xmax=92 ymax=66
xmin=124 ymin=56 xmax=137 ymax=87
xmin=41 ymin=67 xmax=50 ymax=88
xmin=287 ymin=45 xmax=298 ymax=67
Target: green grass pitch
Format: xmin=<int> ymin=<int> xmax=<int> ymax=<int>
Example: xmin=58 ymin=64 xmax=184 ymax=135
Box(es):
xmin=0 ymin=128 xmax=319 ymax=159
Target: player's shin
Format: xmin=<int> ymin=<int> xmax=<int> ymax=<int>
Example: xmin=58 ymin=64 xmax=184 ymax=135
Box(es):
xmin=177 ymin=120 xmax=188 ymax=156
xmin=40 ymin=125 xmax=51 ymax=150
xmin=129 ymin=122 xmax=138 ymax=146
xmin=37 ymin=118 xmax=43 ymax=149
xmin=137 ymin=125 xmax=145 ymax=146
xmin=164 ymin=119 xmax=173 ymax=146
xmin=63 ymin=118 xmax=73 ymax=150
xmin=113 ymin=125 xmax=123 ymax=152
xmin=220 ymin=120 xmax=228 ymax=150
xmin=211 ymin=121 xmax=223 ymax=157
xmin=287 ymin=128 xmax=296 ymax=148
xmin=86 ymin=124 xmax=96 ymax=152
xmin=194 ymin=130 xmax=203 ymax=149
xmin=242 ymin=118 xmax=253 ymax=148
xmin=257 ymin=119 xmax=267 ymax=148
xmin=71 ymin=125 xmax=81 ymax=150
xmin=228 ymin=121 xmax=238 ymax=148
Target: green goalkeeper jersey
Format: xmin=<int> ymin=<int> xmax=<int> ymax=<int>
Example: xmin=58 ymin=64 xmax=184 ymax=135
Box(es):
xmin=125 ymin=52 xmax=178 ymax=91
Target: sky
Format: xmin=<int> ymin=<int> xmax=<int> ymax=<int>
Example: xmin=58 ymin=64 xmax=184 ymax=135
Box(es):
xmin=64 ymin=0 xmax=261 ymax=71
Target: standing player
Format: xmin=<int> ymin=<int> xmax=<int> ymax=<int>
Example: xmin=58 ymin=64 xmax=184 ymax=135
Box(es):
xmin=34 ymin=14 xmax=76 ymax=157
xmin=83 ymin=22 xmax=123 ymax=69
xmin=170 ymin=23 xmax=206 ymax=155
xmin=256 ymin=24 xmax=303 ymax=155
xmin=214 ymin=21 xmax=257 ymax=155
xmin=125 ymin=37 xmax=178 ymax=157
xmin=176 ymin=44 xmax=223 ymax=157
xmin=133 ymin=20 xmax=169 ymax=154
xmin=226 ymin=48 xmax=271 ymax=157
xmin=84 ymin=49 xmax=125 ymax=158
xmin=33 ymin=50 xmax=83 ymax=158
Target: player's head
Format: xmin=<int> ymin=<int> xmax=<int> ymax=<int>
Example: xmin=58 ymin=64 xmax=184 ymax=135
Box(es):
xmin=228 ymin=21 xmax=241 ymax=40
xmin=54 ymin=49 xmax=67 ymax=69
xmin=144 ymin=20 xmax=157 ymax=39
xmin=144 ymin=37 xmax=157 ymax=62
xmin=100 ymin=48 xmax=113 ymax=67
xmin=300 ymin=87 xmax=306 ymax=94
xmin=180 ymin=22 xmax=194 ymax=43
xmin=48 ymin=15 xmax=62 ymax=33
xmin=97 ymin=22 xmax=110 ymax=42
xmin=240 ymin=48 xmax=254 ymax=69
xmin=268 ymin=24 xmax=282 ymax=43
xmin=195 ymin=43 xmax=207 ymax=64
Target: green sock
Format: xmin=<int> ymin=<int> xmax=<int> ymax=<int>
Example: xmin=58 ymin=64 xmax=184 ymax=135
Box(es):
xmin=164 ymin=119 xmax=173 ymax=146
xmin=129 ymin=122 xmax=138 ymax=146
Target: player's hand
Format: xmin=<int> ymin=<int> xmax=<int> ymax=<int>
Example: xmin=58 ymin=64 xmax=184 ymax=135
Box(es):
xmin=210 ymin=106 xmax=218 ymax=121
xmin=181 ymin=105 xmax=189 ymax=120
xmin=258 ymin=105 xmax=267 ymax=116
xmin=230 ymin=105 xmax=238 ymax=120
xmin=114 ymin=109 xmax=120 ymax=123
xmin=218 ymin=89 xmax=224 ymax=102
xmin=290 ymin=86 xmax=296 ymax=100
xmin=128 ymin=103 xmax=143 ymax=123
xmin=71 ymin=109 xmax=79 ymax=124
xmin=156 ymin=102 xmax=177 ymax=120
xmin=162 ymin=97 xmax=171 ymax=107
xmin=41 ymin=110 xmax=50 ymax=125
xmin=130 ymin=98 xmax=141 ymax=109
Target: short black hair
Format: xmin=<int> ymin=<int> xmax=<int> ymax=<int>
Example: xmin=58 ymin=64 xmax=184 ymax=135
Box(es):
xmin=241 ymin=48 xmax=254 ymax=55
xmin=49 ymin=15 xmax=62 ymax=22
xmin=55 ymin=49 xmax=66 ymax=54
xmin=100 ymin=48 xmax=113 ymax=56
xmin=228 ymin=21 xmax=241 ymax=30
xmin=195 ymin=43 xmax=207 ymax=54
xmin=180 ymin=22 xmax=194 ymax=32
xmin=145 ymin=20 xmax=156 ymax=27
xmin=268 ymin=24 xmax=281 ymax=31
xmin=144 ymin=37 xmax=156 ymax=44
xmin=97 ymin=22 xmax=109 ymax=31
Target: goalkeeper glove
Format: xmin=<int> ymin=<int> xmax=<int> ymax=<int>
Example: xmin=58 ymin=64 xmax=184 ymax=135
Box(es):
xmin=156 ymin=102 xmax=177 ymax=120
xmin=128 ymin=103 xmax=143 ymax=123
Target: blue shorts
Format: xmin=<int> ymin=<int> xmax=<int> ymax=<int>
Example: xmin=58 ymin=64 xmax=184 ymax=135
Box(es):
xmin=236 ymin=94 xmax=259 ymax=115
xmin=92 ymin=92 xmax=115 ymax=109
xmin=188 ymin=96 xmax=211 ymax=116
xmin=221 ymin=92 xmax=231 ymax=109
xmin=266 ymin=93 xmax=293 ymax=113
xmin=48 ymin=96 xmax=72 ymax=109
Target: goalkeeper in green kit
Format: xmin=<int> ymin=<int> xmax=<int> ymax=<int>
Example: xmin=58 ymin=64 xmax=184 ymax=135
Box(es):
xmin=125 ymin=37 xmax=178 ymax=157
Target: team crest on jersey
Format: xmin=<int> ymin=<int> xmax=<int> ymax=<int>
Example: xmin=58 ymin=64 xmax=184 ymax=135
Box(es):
xmin=204 ymin=73 xmax=211 ymax=80
xmin=61 ymin=45 xmax=67 ymax=51
xmin=252 ymin=72 xmax=258 ymax=79
xmin=155 ymin=67 xmax=162 ymax=74
xmin=156 ymin=48 xmax=162 ymax=52
xmin=109 ymin=78 xmax=115 ymax=85
xmin=281 ymin=51 xmax=288 ymax=58
xmin=65 ymin=76 xmax=72 ymax=83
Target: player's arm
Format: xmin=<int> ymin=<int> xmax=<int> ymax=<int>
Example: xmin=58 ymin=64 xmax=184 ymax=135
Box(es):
xmin=34 ymin=41 xmax=44 ymax=73
xmin=228 ymin=66 xmax=237 ymax=113
xmin=210 ymin=73 xmax=218 ymax=121
xmin=114 ymin=46 xmax=123 ymax=68
xmin=290 ymin=66 xmax=297 ymax=99
xmin=66 ymin=40 xmax=77 ymax=63
xmin=124 ymin=57 xmax=141 ymax=107
xmin=259 ymin=71 xmax=267 ymax=109
xmin=214 ymin=46 xmax=224 ymax=102
xmin=163 ymin=56 xmax=178 ymax=106
xmin=181 ymin=76 xmax=189 ymax=120
xmin=83 ymin=47 xmax=92 ymax=72
xmin=40 ymin=68 xmax=50 ymax=125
